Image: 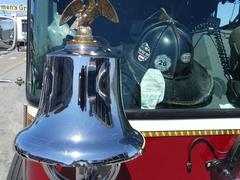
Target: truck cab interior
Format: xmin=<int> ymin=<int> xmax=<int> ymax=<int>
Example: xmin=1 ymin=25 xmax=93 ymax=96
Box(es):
xmin=26 ymin=0 xmax=240 ymax=119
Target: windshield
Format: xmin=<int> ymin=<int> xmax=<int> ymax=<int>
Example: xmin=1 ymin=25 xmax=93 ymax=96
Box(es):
xmin=26 ymin=0 xmax=240 ymax=118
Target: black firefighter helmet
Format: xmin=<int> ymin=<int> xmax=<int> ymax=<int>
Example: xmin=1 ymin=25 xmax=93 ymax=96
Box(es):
xmin=128 ymin=10 xmax=214 ymax=106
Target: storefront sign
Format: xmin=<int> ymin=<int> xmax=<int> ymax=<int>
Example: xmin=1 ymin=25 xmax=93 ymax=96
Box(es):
xmin=0 ymin=4 xmax=27 ymax=11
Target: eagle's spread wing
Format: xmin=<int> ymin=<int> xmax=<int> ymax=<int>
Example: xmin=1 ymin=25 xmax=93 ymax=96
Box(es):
xmin=97 ymin=0 xmax=119 ymax=23
xmin=59 ymin=0 xmax=84 ymax=26
xmin=70 ymin=17 xmax=80 ymax=30
xmin=159 ymin=8 xmax=172 ymax=21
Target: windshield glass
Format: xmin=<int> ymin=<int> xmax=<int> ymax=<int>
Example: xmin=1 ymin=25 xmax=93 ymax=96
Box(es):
xmin=26 ymin=0 xmax=240 ymax=118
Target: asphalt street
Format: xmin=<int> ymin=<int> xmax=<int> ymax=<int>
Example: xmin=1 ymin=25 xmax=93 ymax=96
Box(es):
xmin=0 ymin=50 xmax=26 ymax=179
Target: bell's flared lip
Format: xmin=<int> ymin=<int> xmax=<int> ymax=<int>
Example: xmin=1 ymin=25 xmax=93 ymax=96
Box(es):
xmin=14 ymin=131 xmax=145 ymax=167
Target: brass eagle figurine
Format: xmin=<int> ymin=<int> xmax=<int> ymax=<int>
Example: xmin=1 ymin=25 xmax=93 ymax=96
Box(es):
xmin=59 ymin=0 xmax=119 ymax=28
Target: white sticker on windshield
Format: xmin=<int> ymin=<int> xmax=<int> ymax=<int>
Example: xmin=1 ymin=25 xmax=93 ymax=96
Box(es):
xmin=219 ymin=104 xmax=235 ymax=109
xmin=140 ymin=68 xmax=165 ymax=109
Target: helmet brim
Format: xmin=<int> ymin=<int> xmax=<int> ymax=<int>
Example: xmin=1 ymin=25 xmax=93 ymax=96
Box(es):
xmin=162 ymin=60 xmax=214 ymax=106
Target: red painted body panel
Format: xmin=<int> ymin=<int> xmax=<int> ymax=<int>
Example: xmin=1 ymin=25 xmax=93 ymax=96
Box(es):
xmin=27 ymin=161 xmax=48 ymax=179
xmin=27 ymin=161 xmax=76 ymax=179
xmin=26 ymin=135 xmax=238 ymax=180
xmin=117 ymin=136 xmax=238 ymax=180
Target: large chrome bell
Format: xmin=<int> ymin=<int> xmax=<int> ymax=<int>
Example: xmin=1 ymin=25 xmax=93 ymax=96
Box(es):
xmin=15 ymin=1 xmax=145 ymax=178
xmin=15 ymin=48 xmax=145 ymax=167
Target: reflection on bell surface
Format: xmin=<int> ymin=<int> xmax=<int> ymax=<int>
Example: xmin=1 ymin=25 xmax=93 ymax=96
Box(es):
xmin=14 ymin=47 xmax=145 ymax=167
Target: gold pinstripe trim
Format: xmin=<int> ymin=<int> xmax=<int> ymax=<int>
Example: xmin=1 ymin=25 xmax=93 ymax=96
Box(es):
xmin=142 ymin=129 xmax=240 ymax=137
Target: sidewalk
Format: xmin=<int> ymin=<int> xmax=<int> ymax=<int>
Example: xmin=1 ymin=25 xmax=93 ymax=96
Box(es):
xmin=0 ymin=51 xmax=26 ymax=179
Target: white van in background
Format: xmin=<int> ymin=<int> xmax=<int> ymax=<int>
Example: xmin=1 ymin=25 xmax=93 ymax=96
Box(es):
xmin=16 ymin=15 xmax=27 ymax=47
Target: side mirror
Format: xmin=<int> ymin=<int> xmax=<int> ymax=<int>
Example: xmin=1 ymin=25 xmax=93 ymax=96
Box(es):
xmin=0 ymin=16 xmax=17 ymax=51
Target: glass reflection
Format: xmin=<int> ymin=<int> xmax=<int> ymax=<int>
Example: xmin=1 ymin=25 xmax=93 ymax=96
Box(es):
xmin=39 ymin=57 xmax=73 ymax=115
xmin=0 ymin=17 xmax=14 ymax=49
xmin=87 ymin=58 xmax=112 ymax=127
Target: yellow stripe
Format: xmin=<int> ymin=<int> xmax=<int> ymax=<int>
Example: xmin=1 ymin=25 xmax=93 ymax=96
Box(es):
xmin=142 ymin=129 xmax=240 ymax=137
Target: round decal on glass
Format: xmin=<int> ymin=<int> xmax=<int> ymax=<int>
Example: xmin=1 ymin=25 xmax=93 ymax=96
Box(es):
xmin=154 ymin=55 xmax=172 ymax=72
xmin=181 ymin=53 xmax=191 ymax=63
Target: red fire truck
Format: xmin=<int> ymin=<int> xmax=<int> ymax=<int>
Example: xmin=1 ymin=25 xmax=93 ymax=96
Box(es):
xmin=5 ymin=0 xmax=240 ymax=179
